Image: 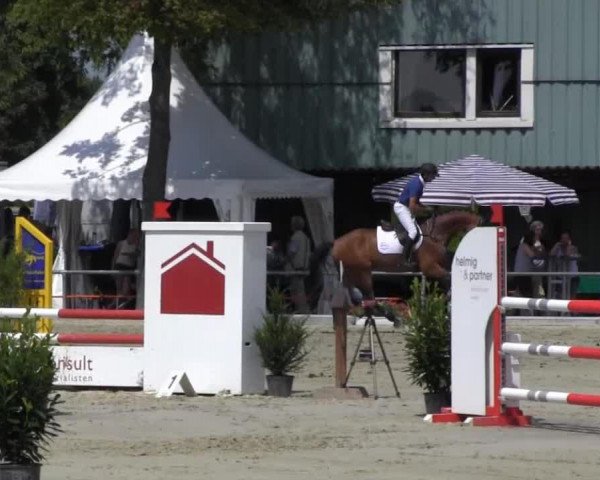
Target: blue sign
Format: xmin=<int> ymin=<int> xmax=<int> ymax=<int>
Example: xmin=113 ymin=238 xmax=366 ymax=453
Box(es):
xmin=22 ymin=230 xmax=46 ymax=289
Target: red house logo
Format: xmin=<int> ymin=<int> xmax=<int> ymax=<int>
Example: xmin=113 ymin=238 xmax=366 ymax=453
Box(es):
xmin=160 ymin=241 xmax=225 ymax=315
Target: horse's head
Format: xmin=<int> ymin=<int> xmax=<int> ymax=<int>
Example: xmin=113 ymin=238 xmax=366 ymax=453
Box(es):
xmin=458 ymin=210 xmax=482 ymax=231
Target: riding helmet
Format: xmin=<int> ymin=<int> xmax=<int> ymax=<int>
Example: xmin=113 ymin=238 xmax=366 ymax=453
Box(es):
xmin=420 ymin=163 xmax=439 ymax=177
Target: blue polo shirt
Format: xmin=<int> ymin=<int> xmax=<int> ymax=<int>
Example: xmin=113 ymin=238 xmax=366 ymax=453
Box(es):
xmin=398 ymin=175 xmax=424 ymax=206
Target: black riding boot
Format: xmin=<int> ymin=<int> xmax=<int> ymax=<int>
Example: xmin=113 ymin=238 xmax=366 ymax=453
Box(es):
xmin=403 ymin=237 xmax=414 ymax=262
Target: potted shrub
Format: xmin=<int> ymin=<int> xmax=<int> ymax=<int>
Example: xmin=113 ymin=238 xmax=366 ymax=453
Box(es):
xmin=0 ymin=318 xmax=62 ymax=480
xmin=254 ymin=288 xmax=310 ymax=397
xmin=403 ymin=279 xmax=451 ymax=414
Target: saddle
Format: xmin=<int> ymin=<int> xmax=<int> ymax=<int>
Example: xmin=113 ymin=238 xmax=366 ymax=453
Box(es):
xmin=380 ymin=220 xmax=421 ymax=247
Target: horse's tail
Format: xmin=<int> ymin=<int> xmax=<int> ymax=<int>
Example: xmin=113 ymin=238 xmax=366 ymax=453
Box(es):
xmin=312 ymin=240 xmax=368 ymax=307
xmin=309 ymin=240 xmax=344 ymax=283
xmin=310 ymin=241 xmax=334 ymax=270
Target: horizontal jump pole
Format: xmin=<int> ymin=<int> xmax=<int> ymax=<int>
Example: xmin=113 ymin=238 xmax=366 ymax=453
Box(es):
xmin=51 ymin=333 xmax=143 ymax=345
xmin=501 ymin=297 xmax=600 ymax=314
xmin=501 ymin=387 xmax=600 ymax=408
xmin=0 ymin=308 xmax=143 ymax=320
xmin=502 ymin=342 xmax=600 ymax=360
xmin=506 ymin=316 xmax=600 ymax=322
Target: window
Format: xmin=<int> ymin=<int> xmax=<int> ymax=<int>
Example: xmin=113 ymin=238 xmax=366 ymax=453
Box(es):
xmin=379 ymin=44 xmax=533 ymax=129
xmin=476 ymin=48 xmax=520 ymax=117
xmin=395 ymin=49 xmax=466 ymax=117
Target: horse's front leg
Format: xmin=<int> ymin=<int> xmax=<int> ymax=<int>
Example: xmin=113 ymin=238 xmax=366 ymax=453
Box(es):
xmin=421 ymin=263 xmax=449 ymax=279
xmin=419 ymin=260 xmax=451 ymax=290
xmin=342 ymin=268 xmax=374 ymax=304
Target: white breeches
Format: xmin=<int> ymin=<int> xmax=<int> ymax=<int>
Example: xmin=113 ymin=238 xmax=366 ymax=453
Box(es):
xmin=393 ymin=202 xmax=418 ymax=239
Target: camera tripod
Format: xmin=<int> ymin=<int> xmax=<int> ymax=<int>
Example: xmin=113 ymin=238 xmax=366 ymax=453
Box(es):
xmin=344 ymin=310 xmax=400 ymax=399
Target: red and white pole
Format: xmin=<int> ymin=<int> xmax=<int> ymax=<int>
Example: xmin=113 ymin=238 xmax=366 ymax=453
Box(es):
xmin=0 ymin=308 xmax=143 ymax=320
xmin=502 ymin=342 xmax=600 ymax=360
xmin=502 ymin=388 xmax=600 ymax=408
xmin=52 ymin=333 xmax=143 ymax=345
xmin=501 ymin=297 xmax=600 ymax=315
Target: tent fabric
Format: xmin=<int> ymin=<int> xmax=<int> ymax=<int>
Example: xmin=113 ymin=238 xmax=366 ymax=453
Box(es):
xmin=0 ymin=34 xmax=333 ymax=237
xmin=371 ymin=154 xmax=579 ymax=207
xmin=4 ymin=34 xmax=335 ymax=309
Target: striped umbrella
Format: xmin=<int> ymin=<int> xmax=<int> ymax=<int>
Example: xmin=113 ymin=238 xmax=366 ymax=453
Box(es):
xmin=371 ymin=155 xmax=579 ymax=207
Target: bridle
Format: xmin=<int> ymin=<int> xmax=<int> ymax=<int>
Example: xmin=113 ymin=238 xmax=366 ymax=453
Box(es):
xmin=420 ymin=209 xmax=438 ymax=241
xmin=421 ymin=211 xmax=480 ymax=244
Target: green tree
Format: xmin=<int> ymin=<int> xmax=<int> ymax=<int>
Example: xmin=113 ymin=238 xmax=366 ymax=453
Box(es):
xmin=0 ymin=2 xmax=98 ymax=166
xmin=8 ymin=0 xmax=396 ymax=217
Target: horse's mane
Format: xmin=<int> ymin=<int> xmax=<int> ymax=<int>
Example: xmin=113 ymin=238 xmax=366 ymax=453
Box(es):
xmin=422 ymin=210 xmax=480 ymax=234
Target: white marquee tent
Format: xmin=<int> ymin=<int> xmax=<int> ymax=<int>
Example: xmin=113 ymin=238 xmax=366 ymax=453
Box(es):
xmin=0 ymin=34 xmax=334 ymax=307
xmin=0 ymin=34 xmax=333 ymax=232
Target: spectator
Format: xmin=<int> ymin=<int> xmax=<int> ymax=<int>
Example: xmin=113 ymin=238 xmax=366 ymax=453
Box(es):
xmin=529 ymin=220 xmax=548 ymax=298
xmin=17 ymin=205 xmax=31 ymax=220
xmin=266 ymin=238 xmax=287 ymax=291
xmin=550 ymin=231 xmax=580 ymax=298
xmin=513 ymin=230 xmax=536 ymax=298
xmin=286 ymin=216 xmax=311 ymax=314
xmin=0 ymin=207 xmax=14 ymax=256
xmin=16 ymin=203 xmax=53 ymax=238
xmin=112 ymin=229 xmax=140 ymax=308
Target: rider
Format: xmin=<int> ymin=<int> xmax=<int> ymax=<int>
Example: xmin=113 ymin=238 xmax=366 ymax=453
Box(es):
xmin=393 ymin=163 xmax=439 ymax=261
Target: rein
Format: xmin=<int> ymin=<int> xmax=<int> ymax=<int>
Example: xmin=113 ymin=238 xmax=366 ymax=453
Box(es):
xmin=419 ymin=211 xmax=479 ymax=244
xmin=420 ymin=211 xmax=438 ymax=241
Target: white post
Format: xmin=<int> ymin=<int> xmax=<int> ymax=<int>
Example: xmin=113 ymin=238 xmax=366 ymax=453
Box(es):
xmin=142 ymin=222 xmax=271 ymax=394
xmin=451 ymin=227 xmax=503 ymax=415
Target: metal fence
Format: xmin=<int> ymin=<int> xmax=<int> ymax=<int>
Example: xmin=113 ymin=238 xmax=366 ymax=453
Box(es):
xmin=51 ymin=264 xmax=600 ymax=311
xmin=52 ymin=269 xmax=139 ymax=309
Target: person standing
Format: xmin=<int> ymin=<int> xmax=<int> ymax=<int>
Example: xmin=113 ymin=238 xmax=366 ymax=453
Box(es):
xmin=393 ymin=163 xmax=438 ymax=261
xmin=112 ymin=228 xmax=140 ymax=308
xmin=266 ymin=238 xmax=287 ymax=291
xmin=529 ymin=220 xmax=548 ymax=298
xmin=550 ymin=230 xmax=580 ymax=298
xmin=513 ymin=221 xmax=547 ymax=300
xmin=286 ymin=216 xmax=311 ymax=314
xmin=513 ymin=230 xmax=536 ymax=298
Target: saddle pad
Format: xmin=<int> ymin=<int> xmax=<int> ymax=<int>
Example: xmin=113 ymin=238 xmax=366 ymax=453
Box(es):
xmin=376 ymin=227 xmax=423 ymax=255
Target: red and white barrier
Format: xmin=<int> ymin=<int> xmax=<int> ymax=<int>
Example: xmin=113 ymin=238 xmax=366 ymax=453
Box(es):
xmin=4 ymin=222 xmax=272 ymax=394
xmin=0 ymin=307 xmax=145 ymax=387
xmin=50 ymin=333 xmax=143 ymax=345
xmin=16 ymin=221 xmax=272 ymax=395
xmin=427 ymin=227 xmax=600 ymax=427
xmin=501 ymin=342 xmax=600 ymax=360
xmin=0 ymin=307 xmax=143 ymax=320
xmin=501 ymin=297 xmax=600 ymax=315
xmin=501 ymin=388 xmax=600 ymax=407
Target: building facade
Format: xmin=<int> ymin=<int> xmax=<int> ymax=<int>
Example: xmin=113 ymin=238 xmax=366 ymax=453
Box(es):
xmin=189 ymin=0 xmax=600 ymax=270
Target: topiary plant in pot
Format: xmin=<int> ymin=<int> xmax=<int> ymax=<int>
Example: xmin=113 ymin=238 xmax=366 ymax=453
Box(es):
xmin=403 ymin=278 xmax=451 ymax=414
xmin=0 ymin=317 xmax=62 ymax=480
xmin=254 ymin=288 xmax=310 ymax=397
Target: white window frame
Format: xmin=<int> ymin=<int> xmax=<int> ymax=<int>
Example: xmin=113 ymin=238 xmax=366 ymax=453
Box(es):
xmin=379 ymin=44 xmax=534 ymax=129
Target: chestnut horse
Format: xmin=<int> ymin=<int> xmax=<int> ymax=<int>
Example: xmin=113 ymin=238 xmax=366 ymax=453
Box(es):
xmin=331 ymin=210 xmax=481 ymax=298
